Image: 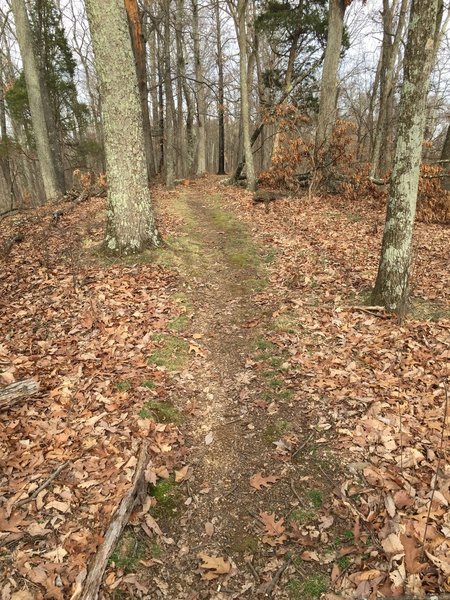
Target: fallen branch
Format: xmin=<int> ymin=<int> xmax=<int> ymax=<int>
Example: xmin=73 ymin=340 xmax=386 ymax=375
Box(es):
xmin=257 ymin=557 xmax=292 ymax=596
xmin=75 ymin=440 xmax=149 ymax=600
xmin=0 ymin=379 xmax=39 ymax=411
xmin=347 ymin=305 xmax=389 ymax=319
xmin=1 ymin=234 xmax=24 ymax=259
xmin=15 ymin=460 xmax=71 ymax=508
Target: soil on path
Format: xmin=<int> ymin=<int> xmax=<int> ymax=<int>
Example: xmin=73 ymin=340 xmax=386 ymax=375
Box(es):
xmin=134 ymin=182 xmax=350 ymax=599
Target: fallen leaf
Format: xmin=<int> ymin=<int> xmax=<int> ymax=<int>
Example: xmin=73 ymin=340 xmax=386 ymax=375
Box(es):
xmin=250 ymin=472 xmax=280 ymax=490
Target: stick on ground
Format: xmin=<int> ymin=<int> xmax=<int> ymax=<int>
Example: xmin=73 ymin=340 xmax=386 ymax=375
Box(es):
xmin=75 ymin=440 xmax=149 ymax=600
xmin=0 ymin=379 xmax=39 ymax=411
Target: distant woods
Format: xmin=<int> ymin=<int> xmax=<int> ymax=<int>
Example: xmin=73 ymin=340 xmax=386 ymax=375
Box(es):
xmin=1 ymin=0 xmax=449 ymax=209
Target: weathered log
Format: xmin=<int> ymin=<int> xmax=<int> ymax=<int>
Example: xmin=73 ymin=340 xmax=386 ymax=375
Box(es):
xmin=74 ymin=440 xmax=149 ymax=600
xmin=0 ymin=379 xmax=39 ymax=410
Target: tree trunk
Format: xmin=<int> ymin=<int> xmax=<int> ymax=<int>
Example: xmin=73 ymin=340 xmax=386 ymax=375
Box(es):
xmin=370 ymin=0 xmax=408 ymax=179
xmin=192 ymin=0 xmax=206 ymax=174
xmin=85 ymin=0 xmax=159 ymax=253
xmin=175 ymin=0 xmax=195 ymax=175
xmin=162 ymin=0 xmax=175 ymax=188
xmin=215 ymin=0 xmax=226 ymax=175
xmin=440 ymin=124 xmax=450 ymax=190
xmin=124 ymin=0 xmax=156 ymax=180
xmin=11 ymin=0 xmax=64 ymax=202
xmin=0 ymin=59 xmax=16 ymax=209
xmin=175 ymin=0 xmax=186 ymax=176
xmin=314 ymin=0 xmax=346 ymax=170
xmin=372 ymin=0 xmax=440 ymax=314
xmin=234 ymin=0 xmax=256 ymax=191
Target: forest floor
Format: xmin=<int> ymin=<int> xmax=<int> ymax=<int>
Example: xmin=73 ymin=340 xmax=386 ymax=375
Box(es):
xmin=0 ymin=177 xmax=449 ymax=600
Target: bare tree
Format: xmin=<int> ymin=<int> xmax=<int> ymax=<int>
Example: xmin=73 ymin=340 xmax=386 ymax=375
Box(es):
xmin=11 ymin=0 xmax=64 ymax=201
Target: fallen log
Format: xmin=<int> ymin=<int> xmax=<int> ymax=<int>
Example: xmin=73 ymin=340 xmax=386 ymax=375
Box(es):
xmin=0 ymin=379 xmax=39 ymax=411
xmin=75 ymin=440 xmax=149 ymax=600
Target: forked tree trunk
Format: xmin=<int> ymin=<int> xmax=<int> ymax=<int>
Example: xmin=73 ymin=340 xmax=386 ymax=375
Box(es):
xmin=124 ymin=0 xmax=156 ymax=180
xmin=11 ymin=0 xmax=64 ymax=202
xmin=372 ymin=0 xmax=440 ymax=313
xmin=85 ymin=0 xmax=159 ymax=253
xmin=314 ymin=0 xmax=346 ymax=170
xmin=192 ymin=0 xmax=206 ymax=174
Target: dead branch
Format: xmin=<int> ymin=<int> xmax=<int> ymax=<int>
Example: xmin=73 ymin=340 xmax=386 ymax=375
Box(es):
xmin=75 ymin=440 xmax=149 ymax=600
xmin=257 ymin=557 xmax=292 ymax=596
xmin=15 ymin=460 xmax=71 ymax=508
xmin=1 ymin=234 xmax=24 ymax=259
xmin=0 ymin=379 xmax=39 ymax=411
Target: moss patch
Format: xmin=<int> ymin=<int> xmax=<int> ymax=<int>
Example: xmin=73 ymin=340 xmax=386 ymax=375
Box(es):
xmin=109 ymin=530 xmax=146 ymax=573
xmin=168 ymin=314 xmax=190 ymax=332
xmin=287 ymin=575 xmax=328 ymax=599
xmin=139 ymin=400 xmax=180 ymax=423
xmin=150 ymin=477 xmax=180 ymax=519
xmin=148 ymin=334 xmax=189 ymax=371
xmin=263 ymin=419 xmax=291 ymax=444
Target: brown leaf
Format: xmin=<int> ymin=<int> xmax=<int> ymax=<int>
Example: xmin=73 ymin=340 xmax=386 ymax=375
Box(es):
xmin=259 ymin=511 xmax=285 ymax=536
xmin=175 ymin=465 xmax=191 ymax=483
xmin=198 ymin=553 xmax=231 ymax=576
xmin=249 ymin=472 xmax=280 ymax=490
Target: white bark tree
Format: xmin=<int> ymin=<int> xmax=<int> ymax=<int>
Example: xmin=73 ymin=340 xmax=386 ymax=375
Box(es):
xmin=11 ymin=0 xmax=63 ymax=202
xmin=85 ymin=0 xmax=159 ymax=253
xmin=372 ymin=0 xmax=440 ymax=313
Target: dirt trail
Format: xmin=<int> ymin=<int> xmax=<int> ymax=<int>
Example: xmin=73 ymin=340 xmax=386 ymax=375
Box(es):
xmin=141 ymin=184 xmax=340 ymax=599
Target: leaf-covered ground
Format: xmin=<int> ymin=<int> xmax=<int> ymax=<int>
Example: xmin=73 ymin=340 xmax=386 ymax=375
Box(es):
xmin=0 ymin=178 xmax=449 ymax=599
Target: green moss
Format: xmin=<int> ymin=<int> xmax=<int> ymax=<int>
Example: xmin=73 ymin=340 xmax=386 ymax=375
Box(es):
xmin=301 ymin=575 xmax=329 ymax=599
xmin=116 ymin=380 xmax=131 ymax=392
xmin=109 ymin=531 xmax=146 ymax=573
xmin=306 ymin=489 xmax=324 ymax=508
xmin=150 ymin=477 xmax=180 ymax=519
xmin=148 ymin=334 xmax=189 ymax=371
xmin=268 ymin=378 xmax=283 ymax=389
xmin=168 ymin=314 xmax=190 ymax=332
xmin=345 ymin=211 xmax=362 ymax=223
xmin=337 ymin=556 xmax=350 ymax=569
xmin=264 ymin=419 xmax=291 ymax=444
xmin=139 ymin=400 xmax=180 ymax=423
xmin=151 ymin=544 xmax=163 ymax=558
xmin=141 ymin=379 xmax=156 ymax=389
xmin=256 ymin=338 xmax=276 ymax=351
xmin=290 ymin=509 xmax=316 ymax=525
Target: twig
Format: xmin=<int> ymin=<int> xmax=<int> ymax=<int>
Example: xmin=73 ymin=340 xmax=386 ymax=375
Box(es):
xmin=15 ymin=460 xmax=71 ymax=508
xmin=223 ymin=484 xmax=238 ymax=498
xmin=291 ymin=431 xmax=314 ymax=460
xmin=422 ymin=380 xmax=448 ymax=553
xmin=289 ymin=479 xmax=302 ymax=504
xmin=258 ymin=557 xmax=292 ymax=597
xmin=246 ymin=559 xmax=260 ymax=582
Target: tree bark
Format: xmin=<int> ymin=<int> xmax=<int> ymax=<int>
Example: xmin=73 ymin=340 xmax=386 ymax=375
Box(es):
xmin=11 ymin=0 xmax=64 ymax=202
xmin=215 ymin=0 xmax=226 ymax=175
xmin=314 ymin=0 xmax=346 ymax=170
xmin=370 ymin=0 xmax=408 ymax=179
xmin=440 ymin=124 xmax=450 ymax=190
xmin=162 ymin=0 xmax=175 ymax=188
xmin=124 ymin=0 xmax=156 ymax=180
xmin=0 ymin=379 xmax=39 ymax=411
xmin=372 ymin=0 xmax=440 ymax=313
xmin=85 ymin=0 xmax=159 ymax=253
xmin=192 ymin=0 xmax=206 ymax=174
xmin=232 ymin=0 xmax=256 ymax=191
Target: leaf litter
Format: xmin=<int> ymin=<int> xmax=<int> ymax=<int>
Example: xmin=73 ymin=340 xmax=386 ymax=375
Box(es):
xmin=0 ymin=178 xmax=449 ymax=598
